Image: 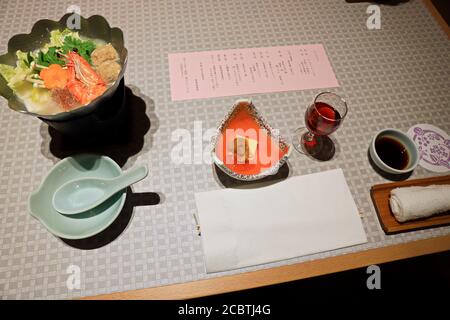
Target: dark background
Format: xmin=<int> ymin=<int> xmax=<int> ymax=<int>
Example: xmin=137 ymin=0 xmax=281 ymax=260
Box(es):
xmin=193 ymin=250 xmax=450 ymax=303
xmin=432 ymin=0 xmax=450 ymax=25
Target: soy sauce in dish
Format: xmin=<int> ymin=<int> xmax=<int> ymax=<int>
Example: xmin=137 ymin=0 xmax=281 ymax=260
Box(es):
xmin=375 ymin=136 xmax=410 ymax=170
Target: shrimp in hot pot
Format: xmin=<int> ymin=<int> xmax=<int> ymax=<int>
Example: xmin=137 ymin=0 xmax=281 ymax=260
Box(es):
xmin=65 ymin=51 xmax=106 ymax=105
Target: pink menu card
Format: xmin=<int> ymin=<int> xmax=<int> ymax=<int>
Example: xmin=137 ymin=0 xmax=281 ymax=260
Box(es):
xmin=168 ymin=44 xmax=339 ymax=101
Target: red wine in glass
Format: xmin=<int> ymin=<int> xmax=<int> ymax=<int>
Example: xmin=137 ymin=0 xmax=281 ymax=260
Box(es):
xmin=292 ymin=92 xmax=347 ymax=158
xmin=306 ymin=102 xmax=342 ymax=136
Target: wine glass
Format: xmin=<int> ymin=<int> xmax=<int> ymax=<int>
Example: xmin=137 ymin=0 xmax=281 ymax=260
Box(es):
xmin=292 ymin=92 xmax=348 ymax=158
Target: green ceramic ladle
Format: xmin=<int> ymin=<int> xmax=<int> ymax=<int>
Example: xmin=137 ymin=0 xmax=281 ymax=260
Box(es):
xmin=52 ymin=164 xmax=148 ymax=215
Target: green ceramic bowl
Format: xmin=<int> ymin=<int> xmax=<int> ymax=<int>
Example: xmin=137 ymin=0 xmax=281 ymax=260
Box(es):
xmin=28 ymin=154 xmax=126 ymax=239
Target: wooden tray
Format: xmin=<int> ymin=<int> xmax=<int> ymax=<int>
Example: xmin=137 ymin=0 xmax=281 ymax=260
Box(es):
xmin=370 ymin=175 xmax=450 ymax=234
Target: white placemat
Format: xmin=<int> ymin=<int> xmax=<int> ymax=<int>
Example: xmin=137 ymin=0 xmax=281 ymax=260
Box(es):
xmin=195 ymin=169 xmax=367 ymax=272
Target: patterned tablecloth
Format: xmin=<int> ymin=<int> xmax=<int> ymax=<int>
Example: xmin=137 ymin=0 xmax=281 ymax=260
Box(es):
xmin=0 ymin=0 xmax=449 ymax=299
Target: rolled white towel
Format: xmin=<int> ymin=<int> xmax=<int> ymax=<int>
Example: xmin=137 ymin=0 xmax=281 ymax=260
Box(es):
xmin=389 ymin=185 xmax=450 ymax=222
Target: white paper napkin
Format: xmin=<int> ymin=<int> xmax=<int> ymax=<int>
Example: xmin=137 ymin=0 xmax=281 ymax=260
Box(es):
xmin=195 ymin=169 xmax=367 ymax=273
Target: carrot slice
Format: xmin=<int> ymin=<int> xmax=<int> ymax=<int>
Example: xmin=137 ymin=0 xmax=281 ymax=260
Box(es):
xmin=40 ymin=64 xmax=68 ymax=89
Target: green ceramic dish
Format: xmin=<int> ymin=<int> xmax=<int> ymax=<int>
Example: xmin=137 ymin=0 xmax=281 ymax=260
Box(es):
xmin=28 ymin=154 xmax=126 ymax=239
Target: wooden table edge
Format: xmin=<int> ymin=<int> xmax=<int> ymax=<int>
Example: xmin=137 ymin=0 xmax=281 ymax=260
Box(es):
xmin=81 ymin=234 xmax=450 ymax=300
xmin=423 ymin=0 xmax=450 ymax=39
